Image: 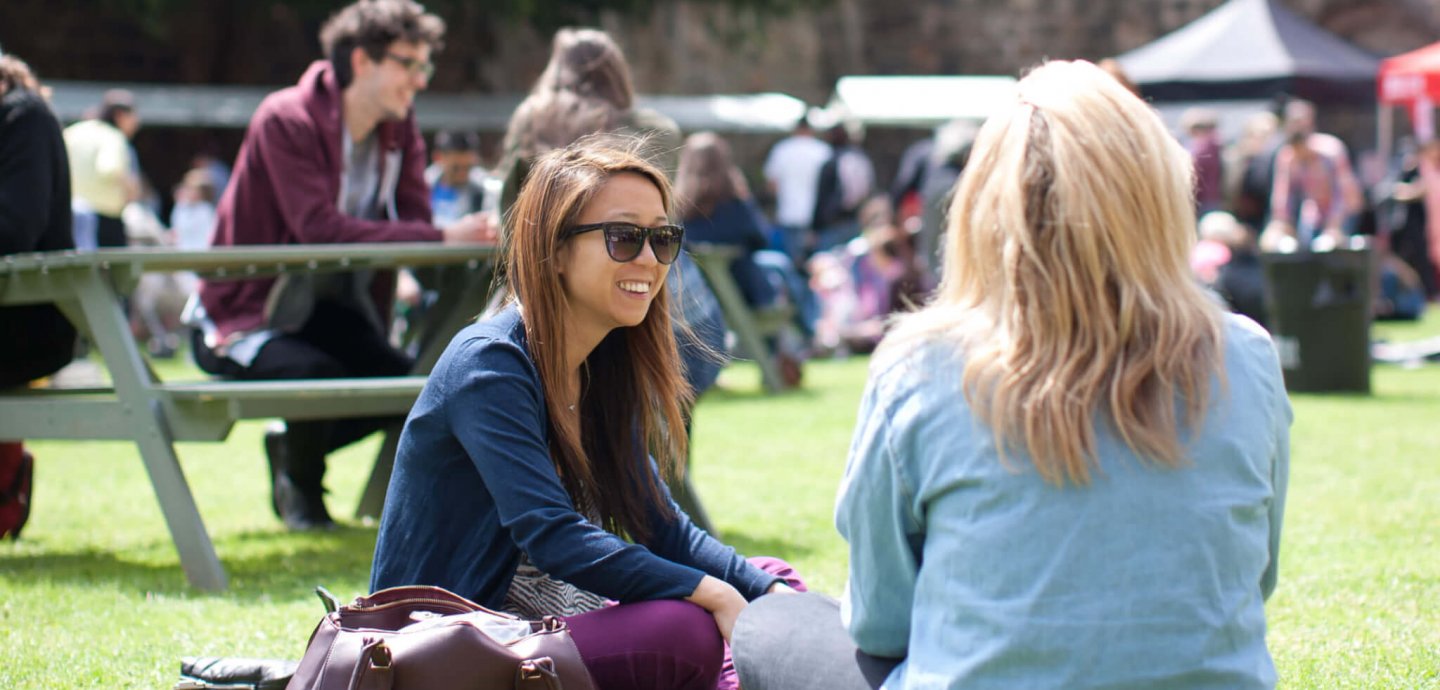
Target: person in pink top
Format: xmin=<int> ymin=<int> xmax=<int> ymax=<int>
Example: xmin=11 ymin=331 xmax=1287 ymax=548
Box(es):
xmin=1269 ymin=100 xmax=1362 ymax=239
xmin=1270 ymin=131 xmax=1347 ymax=247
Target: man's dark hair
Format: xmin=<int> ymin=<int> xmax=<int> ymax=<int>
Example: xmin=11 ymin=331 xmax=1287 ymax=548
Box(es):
xmin=433 ymin=129 xmax=479 ymax=153
xmin=319 ymin=0 xmax=445 ymax=89
xmin=98 ymin=89 xmax=136 ymax=127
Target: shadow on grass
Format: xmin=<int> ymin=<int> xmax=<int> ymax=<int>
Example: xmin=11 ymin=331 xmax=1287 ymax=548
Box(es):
xmin=1372 ymin=391 xmax=1440 ymax=403
xmin=1289 ymin=389 xmax=1439 ymax=403
xmin=1285 ymin=391 xmax=1373 ymax=402
xmin=5 ymin=525 xmax=823 ymax=601
xmin=702 ymin=385 xmax=820 ymax=405
xmin=0 ymin=525 xmax=380 ymax=600
xmin=717 ymin=531 xmax=816 ymax=563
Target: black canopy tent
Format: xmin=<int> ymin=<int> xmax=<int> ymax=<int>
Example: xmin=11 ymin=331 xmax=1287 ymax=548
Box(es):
xmin=1115 ymin=0 xmax=1379 ymax=104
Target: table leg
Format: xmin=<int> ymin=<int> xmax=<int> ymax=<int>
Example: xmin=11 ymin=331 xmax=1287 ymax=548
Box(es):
xmin=411 ymin=263 xmax=496 ymax=374
xmin=355 ymin=422 xmax=401 ymax=521
xmin=74 ymin=270 xmax=228 ymax=591
xmin=354 ymin=264 xmax=496 ymax=520
xmin=692 ymin=255 xmax=786 ymax=392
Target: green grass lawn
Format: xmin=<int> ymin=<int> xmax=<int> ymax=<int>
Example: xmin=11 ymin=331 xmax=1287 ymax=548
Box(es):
xmin=3 ymin=315 xmax=1439 ymax=687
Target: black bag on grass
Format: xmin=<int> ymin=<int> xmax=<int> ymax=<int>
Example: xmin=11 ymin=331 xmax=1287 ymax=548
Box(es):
xmin=173 ymin=656 xmax=298 ymax=690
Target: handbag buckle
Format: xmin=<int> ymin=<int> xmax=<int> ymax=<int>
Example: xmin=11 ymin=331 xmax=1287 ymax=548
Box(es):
xmin=367 ymin=640 xmax=393 ymax=669
xmin=517 ymin=656 xmax=556 ymax=680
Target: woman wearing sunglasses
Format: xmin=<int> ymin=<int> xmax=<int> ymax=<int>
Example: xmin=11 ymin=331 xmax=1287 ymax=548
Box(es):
xmin=371 ymin=138 xmax=801 ymax=690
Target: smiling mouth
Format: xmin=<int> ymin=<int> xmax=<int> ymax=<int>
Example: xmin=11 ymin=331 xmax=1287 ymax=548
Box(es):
xmin=618 ymin=280 xmax=651 ymax=295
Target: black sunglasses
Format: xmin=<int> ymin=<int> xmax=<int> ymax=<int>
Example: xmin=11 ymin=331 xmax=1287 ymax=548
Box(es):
xmin=564 ymin=222 xmax=685 ymax=265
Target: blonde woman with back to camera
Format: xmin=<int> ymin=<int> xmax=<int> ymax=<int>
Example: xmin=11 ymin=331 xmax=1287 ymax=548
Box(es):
xmin=733 ymin=60 xmax=1292 ymax=690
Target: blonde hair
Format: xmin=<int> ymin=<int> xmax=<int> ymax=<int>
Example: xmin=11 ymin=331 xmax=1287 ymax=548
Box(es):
xmin=886 ymin=60 xmax=1224 ymax=485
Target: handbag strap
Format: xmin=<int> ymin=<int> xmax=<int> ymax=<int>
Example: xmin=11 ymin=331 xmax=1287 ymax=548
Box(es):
xmin=346 ymin=638 xmax=393 ymax=690
xmin=352 ymin=585 xmax=484 ymax=612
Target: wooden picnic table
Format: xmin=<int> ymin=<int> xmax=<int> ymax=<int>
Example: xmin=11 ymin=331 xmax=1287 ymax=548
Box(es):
xmin=0 ymin=243 xmax=497 ymax=591
xmin=688 ymin=243 xmax=793 ymax=393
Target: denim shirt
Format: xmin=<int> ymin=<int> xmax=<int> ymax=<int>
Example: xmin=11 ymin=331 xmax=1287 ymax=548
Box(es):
xmin=837 ymin=313 xmax=1291 ymax=690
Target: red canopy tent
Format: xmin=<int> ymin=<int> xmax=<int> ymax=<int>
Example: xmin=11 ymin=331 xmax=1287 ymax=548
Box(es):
xmin=1377 ymin=42 xmax=1440 ymax=165
xmin=1378 ymin=42 xmax=1440 ymax=105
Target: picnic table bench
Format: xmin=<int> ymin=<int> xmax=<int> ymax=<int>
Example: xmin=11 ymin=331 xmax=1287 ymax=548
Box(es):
xmin=0 ymin=244 xmax=496 ymax=591
xmin=687 ymin=243 xmax=796 ymax=393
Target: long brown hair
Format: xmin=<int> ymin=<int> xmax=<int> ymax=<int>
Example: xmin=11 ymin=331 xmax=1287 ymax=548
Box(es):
xmin=531 ymin=27 xmax=636 ymax=110
xmin=503 ymin=89 xmax=624 ymax=166
xmin=502 ymin=136 xmax=691 ymax=544
xmin=674 ymin=131 xmax=743 ymax=220
xmin=885 ymin=60 xmax=1223 ymax=485
xmin=0 ymin=54 xmax=42 ymax=95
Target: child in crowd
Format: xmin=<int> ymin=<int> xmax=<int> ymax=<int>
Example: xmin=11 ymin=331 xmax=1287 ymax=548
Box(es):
xmin=170 ymin=167 xmax=217 ymax=251
xmin=809 ymin=196 xmax=932 ymax=355
xmin=1194 ymin=210 xmax=1267 ymax=328
xmin=129 ymin=168 xmax=217 ymax=358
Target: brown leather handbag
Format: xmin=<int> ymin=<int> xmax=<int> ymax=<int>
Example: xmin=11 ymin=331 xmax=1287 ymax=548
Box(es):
xmin=286 ymin=586 xmax=596 ymax=690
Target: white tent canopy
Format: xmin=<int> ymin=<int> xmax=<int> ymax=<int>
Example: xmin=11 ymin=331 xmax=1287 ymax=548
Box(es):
xmin=1151 ymin=99 xmax=1274 ymax=142
xmin=44 ymin=80 xmax=808 ymax=134
xmin=827 ymin=75 xmax=1018 ymax=128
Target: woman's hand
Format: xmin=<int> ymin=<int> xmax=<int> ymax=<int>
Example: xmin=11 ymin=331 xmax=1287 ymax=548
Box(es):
xmin=687 ymin=575 xmax=747 ymax=643
xmin=767 ymin=581 xmax=797 ymax=595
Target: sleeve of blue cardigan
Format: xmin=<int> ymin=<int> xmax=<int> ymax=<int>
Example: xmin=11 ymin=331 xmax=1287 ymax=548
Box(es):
xmin=445 ymin=336 xmax=708 ymax=602
xmin=642 ymin=458 xmax=782 ymax=601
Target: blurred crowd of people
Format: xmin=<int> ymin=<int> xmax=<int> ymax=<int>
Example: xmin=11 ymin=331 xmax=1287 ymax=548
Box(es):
xmin=1180 ymin=98 xmax=1436 ymax=325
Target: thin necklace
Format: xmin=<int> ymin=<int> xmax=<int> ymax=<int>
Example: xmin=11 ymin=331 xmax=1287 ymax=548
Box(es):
xmin=570 ymin=363 xmax=589 ymax=413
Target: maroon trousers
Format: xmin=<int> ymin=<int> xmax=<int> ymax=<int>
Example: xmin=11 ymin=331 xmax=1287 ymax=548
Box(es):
xmin=563 ymin=557 xmax=807 ymax=690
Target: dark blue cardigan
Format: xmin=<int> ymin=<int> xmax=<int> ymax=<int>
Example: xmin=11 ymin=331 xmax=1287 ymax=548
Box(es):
xmin=371 ymin=306 xmax=777 ymax=608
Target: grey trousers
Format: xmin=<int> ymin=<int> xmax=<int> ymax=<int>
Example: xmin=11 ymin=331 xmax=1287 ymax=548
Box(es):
xmin=732 ymin=592 xmax=901 ymax=690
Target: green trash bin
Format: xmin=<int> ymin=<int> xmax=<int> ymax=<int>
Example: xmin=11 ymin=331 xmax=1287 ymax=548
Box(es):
xmin=1260 ymin=244 xmax=1373 ymax=393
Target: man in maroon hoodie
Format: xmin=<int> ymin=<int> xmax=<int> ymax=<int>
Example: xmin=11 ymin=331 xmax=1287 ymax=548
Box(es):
xmin=192 ymin=0 xmax=494 ymax=530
